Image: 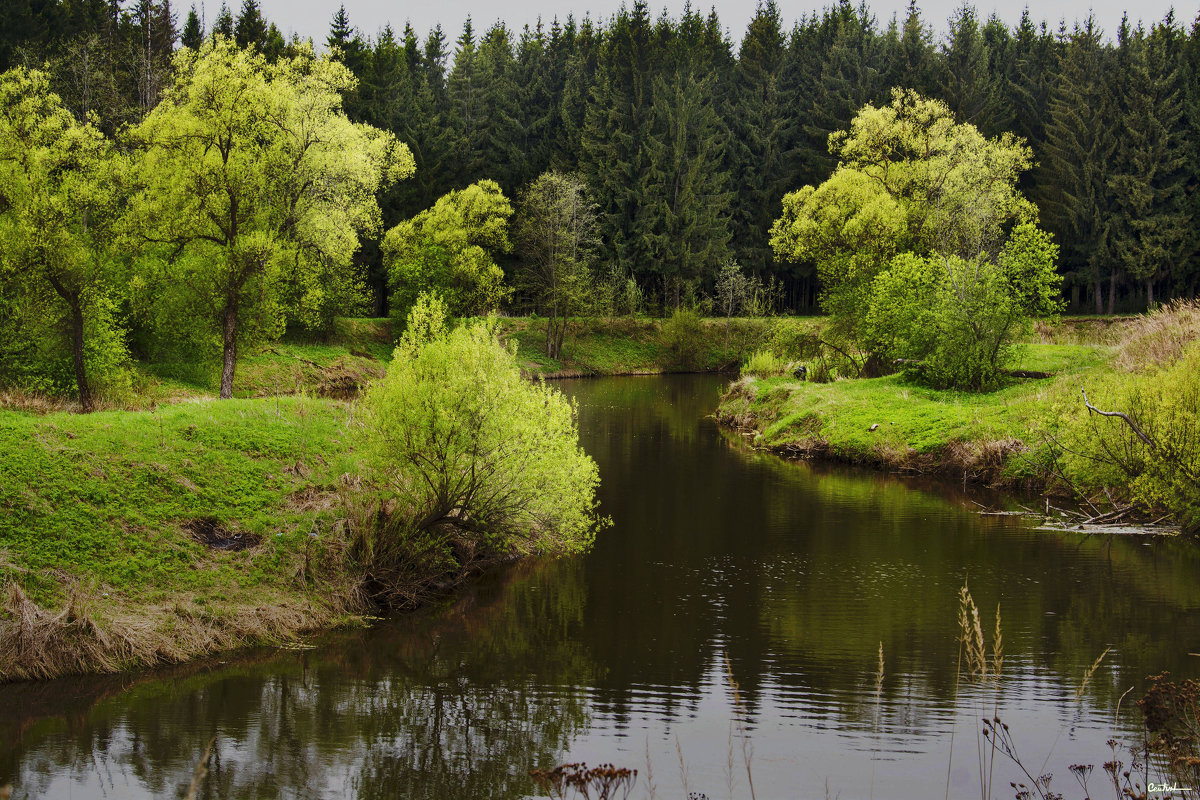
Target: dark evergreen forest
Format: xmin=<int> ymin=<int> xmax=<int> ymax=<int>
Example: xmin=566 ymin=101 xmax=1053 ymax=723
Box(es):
xmin=4 ymin=0 xmax=1199 ymax=314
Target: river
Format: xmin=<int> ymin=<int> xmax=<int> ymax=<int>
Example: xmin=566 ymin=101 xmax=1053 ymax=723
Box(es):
xmin=2 ymin=374 xmax=1199 ymax=799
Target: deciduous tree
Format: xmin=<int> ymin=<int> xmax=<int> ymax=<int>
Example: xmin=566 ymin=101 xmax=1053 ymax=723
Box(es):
xmin=383 ymin=179 xmax=513 ymax=323
xmin=0 ymin=67 xmax=126 ymax=409
xmin=513 ymin=171 xmax=598 ymax=358
xmin=128 ymin=39 xmax=413 ymax=398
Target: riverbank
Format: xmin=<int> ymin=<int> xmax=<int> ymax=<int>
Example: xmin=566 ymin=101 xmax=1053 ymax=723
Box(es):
xmin=0 ymin=396 xmax=376 ymax=681
xmin=0 ymin=394 xmax=532 ymax=683
xmin=500 ymin=315 xmax=807 ymax=378
xmin=715 ymin=347 xmax=1092 ymax=488
xmin=714 ymin=312 xmax=1199 ymax=531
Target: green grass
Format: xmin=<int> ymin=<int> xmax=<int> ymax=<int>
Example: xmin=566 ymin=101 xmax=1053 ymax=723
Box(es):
xmin=719 ymin=340 xmax=1113 ymax=472
xmin=0 ymin=396 xmax=355 ymax=609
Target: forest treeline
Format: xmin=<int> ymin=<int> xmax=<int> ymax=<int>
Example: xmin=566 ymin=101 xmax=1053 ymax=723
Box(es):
xmin=3 ymin=0 xmax=1200 ymax=314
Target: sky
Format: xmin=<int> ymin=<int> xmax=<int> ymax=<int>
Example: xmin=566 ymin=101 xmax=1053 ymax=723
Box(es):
xmin=207 ymin=0 xmax=1196 ymax=49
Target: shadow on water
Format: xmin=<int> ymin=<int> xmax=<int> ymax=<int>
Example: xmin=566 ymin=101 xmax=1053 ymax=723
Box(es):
xmin=2 ymin=374 xmax=1199 ymax=798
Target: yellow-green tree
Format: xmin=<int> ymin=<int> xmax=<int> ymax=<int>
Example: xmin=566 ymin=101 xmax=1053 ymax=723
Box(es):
xmin=0 ymin=68 xmax=126 ymax=410
xmin=383 ymin=179 xmax=513 ymax=324
xmin=128 ymin=38 xmax=414 ymax=399
xmin=770 ymin=89 xmax=1054 ymax=385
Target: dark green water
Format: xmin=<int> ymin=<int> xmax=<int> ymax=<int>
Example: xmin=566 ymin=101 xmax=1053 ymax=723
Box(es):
xmin=3 ymin=374 xmax=1200 ymax=799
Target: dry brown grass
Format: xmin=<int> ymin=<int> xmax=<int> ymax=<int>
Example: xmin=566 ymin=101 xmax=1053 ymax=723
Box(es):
xmin=0 ymin=579 xmax=364 ymax=683
xmin=1113 ymin=300 xmax=1200 ymax=372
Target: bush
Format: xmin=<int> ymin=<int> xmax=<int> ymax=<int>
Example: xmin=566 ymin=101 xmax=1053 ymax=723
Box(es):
xmin=355 ymin=296 xmax=604 ymax=602
xmin=661 ymin=307 xmax=703 ymax=367
xmin=741 ymin=349 xmax=788 ymax=378
xmin=863 ymin=225 xmax=1061 ymax=391
xmin=1055 ymin=340 xmax=1200 ymax=533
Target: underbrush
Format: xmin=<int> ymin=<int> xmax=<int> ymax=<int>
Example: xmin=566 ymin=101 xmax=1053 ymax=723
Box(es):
xmin=1045 ymin=304 xmax=1200 ymax=532
xmin=497 ymin=315 xmax=820 ymax=377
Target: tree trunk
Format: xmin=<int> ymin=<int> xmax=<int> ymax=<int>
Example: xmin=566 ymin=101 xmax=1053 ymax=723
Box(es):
xmin=1094 ymin=280 xmax=1103 ymax=315
xmin=220 ymin=305 xmax=238 ymax=399
xmin=69 ymin=298 xmax=93 ymax=412
xmin=1107 ymin=271 xmax=1116 ymax=315
xmin=1146 ymin=279 xmax=1154 ymax=309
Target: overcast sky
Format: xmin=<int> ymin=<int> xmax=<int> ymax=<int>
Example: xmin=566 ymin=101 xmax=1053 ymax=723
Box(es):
xmin=206 ymin=0 xmax=1196 ymax=50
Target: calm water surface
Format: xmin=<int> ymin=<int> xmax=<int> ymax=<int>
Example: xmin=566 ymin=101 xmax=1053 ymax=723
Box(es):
xmin=3 ymin=374 xmax=1200 ymax=799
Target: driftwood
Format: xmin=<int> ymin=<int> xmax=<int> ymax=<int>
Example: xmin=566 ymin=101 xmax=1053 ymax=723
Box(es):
xmin=974 ymin=497 xmax=1178 ymax=535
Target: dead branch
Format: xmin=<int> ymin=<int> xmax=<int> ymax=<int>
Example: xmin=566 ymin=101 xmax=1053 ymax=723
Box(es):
xmin=1081 ymin=388 xmax=1156 ymax=448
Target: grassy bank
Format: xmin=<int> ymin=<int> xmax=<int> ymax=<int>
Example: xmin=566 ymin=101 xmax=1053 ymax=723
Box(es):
xmin=498 ymin=315 xmax=811 ymax=377
xmin=5 ymin=313 xmax=674 ymax=682
xmin=0 ymin=395 xmax=377 ymax=681
xmin=715 ymin=331 xmax=1121 ymax=488
xmin=716 ymin=311 xmax=1200 ymax=532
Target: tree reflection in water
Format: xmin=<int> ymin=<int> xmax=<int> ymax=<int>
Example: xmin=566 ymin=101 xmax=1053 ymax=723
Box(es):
xmin=3 ymin=375 xmax=1200 ymax=800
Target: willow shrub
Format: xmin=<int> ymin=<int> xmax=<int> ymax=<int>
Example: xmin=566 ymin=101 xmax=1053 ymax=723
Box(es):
xmin=1057 ymin=339 xmax=1200 ymax=533
xmin=356 ymin=295 xmax=603 ymax=590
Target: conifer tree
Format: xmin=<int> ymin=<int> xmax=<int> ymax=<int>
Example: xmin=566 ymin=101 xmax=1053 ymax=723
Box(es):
xmin=476 ymin=23 xmax=523 ymax=189
xmin=234 ymin=0 xmax=267 ymax=50
xmin=560 ymin=16 xmax=598 ymax=169
xmin=516 ymin=22 xmax=553 ymax=180
xmin=805 ymin=3 xmax=886 ymax=179
xmin=1106 ymin=14 xmax=1189 ymax=307
xmin=888 ymin=0 xmax=937 ymax=95
xmin=1007 ymin=11 xmax=1058 ymax=206
xmin=640 ymin=71 xmax=732 ymax=302
xmin=728 ymin=1 xmax=788 ymax=277
xmin=1042 ymin=16 xmax=1115 ymax=312
xmin=937 ymin=3 xmax=1001 ymax=130
xmin=581 ymin=1 xmax=655 ymax=277
xmin=447 ymin=18 xmax=483 ymax=182
xmin=212 ymin=3 xmax=233 ymax=40
xmin=181 ymin=4 xmax=202 ymax=49
xmin=1179 ymin=13 xmax=1200 ymax=297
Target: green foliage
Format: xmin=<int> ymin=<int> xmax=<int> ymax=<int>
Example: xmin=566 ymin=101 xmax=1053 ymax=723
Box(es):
xmin=640 ymin=70 xmax=732 ymax=292
xmin=660 ymin=307 xmax=705 ymax=368
xmin=512 ymin=171 xmax=599 ymax=359
xmin=0 ymin=67 xmax=129 ymax=409
xmin=771 ymin=90 xmax=1053 ymax=387
xmin=864 ymin=225 xmax=1061 ymax=390
xmin=360 ymin=297 xmax=603 ymax=573
xmin=128 ymin=38 xmax=414 ymax=398
xmin=741 ymin=349 xmax=789 ymax=378
xmin=1056 ymin=336 xmax=1200 ymax=533
xmin=383 ymin=180 xmax=513 ymax=324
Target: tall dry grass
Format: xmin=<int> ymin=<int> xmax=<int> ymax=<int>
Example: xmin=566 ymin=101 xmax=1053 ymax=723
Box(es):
xmin=1114 ymin=300 xmax=1200 ymax=373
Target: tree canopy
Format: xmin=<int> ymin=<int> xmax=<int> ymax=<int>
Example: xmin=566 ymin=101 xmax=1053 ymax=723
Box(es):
xmin=0 ymin=67 xmax=126 ymax=409
xmin=128 ymin=38 xmax=413 ymax=397
xmin=771 ymin=89 xmax=1058 ymax=386
xmin=383 ymin=179 xmax=513 ymax=323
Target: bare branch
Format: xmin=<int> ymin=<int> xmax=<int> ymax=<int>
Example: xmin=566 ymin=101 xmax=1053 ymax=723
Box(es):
xmin=1081 ymin=388 xmax=1156 ymax=448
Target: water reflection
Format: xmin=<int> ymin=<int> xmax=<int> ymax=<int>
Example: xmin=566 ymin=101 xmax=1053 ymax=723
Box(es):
xmin=2 ymin=374 xmax=1199 ymax=799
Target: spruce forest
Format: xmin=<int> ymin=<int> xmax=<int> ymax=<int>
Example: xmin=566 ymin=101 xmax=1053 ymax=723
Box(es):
xmin=3 ymin=0 xmax=1200 ymax=316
